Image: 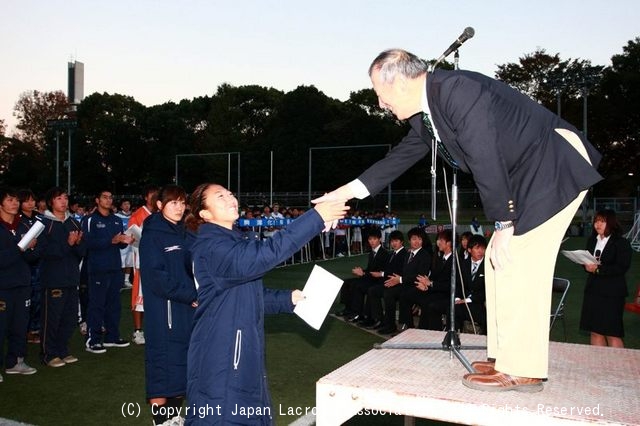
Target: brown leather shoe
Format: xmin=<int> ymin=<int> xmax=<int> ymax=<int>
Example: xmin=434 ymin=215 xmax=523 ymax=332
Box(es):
xmin=462 ymin=369 xmax=544 ymax=392
xmin=470 ymin=360 xmax=495 ymax=374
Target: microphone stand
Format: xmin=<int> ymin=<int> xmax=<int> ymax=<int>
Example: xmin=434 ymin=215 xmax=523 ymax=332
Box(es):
xmin=374 ymin=49 xmax=485 ymax=374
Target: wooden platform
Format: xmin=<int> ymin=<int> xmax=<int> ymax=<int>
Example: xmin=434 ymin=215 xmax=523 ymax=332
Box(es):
xmin=316 ymin=329 xmax=640 ymax=425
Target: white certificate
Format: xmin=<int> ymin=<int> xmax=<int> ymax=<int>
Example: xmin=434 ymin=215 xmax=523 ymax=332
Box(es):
xmin=18 ymin=220 xmax=45 ymax=251
xmin=294 ymin=265 xmax=343 ymax=330
xmin=125 ymin=224 xmax=142 ymax=248
xmin=561 ymin=249 xmax=599 ymax=265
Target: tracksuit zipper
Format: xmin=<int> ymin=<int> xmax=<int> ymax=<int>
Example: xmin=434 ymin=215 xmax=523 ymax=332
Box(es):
xmin=167 ymin=300 xmax=172 ymax=329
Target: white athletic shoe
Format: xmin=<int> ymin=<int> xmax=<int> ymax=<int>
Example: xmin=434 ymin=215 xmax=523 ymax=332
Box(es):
xmin=133 ymin=330 xmax=145 ymax=345
xmin=6 ymin=358 xmax=37 ymax=375
xmin=155 ymin=416 xmax=185 ymax=426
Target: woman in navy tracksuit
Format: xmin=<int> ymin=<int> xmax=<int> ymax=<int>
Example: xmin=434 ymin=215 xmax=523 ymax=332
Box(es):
xmin=139 ymin=185 xmax=197 ymax=426
xmin=185 ymin=183 xmax=348 ymax=425
xmin=0 ymin=187 xmax=40 ymax=377
xmin=39 ymin=187 xmax=86 ymax=367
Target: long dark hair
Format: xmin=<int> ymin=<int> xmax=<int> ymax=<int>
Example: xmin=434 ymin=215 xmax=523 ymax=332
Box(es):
xmin=592 ymin=209 xmax=623 ymax=238
xmin=185 ymin=183 xmax=215 ymax=232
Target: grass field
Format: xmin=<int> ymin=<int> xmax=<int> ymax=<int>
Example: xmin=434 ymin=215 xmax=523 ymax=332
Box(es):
xmin=1 ymin=237 xmax=638 ymax=426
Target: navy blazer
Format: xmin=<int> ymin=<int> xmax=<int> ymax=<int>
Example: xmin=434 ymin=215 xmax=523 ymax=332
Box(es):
xmin=456 ymin=256 xmax=486 ymax=304
xmin=402 ymin=247 xmax=431 ymax=288
xmin=429 ymin=252 xmax=454 ymax=294
xmin=384 ymin=247 xmax=408 ymax=277
xmin=365 ymin=246 xmax=390 ymax=277
xmin=358 ymin=69 xmax=603 ymax=235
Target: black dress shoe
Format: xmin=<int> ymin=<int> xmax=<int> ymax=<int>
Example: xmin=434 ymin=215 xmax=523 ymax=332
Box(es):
xmin=378 ymin=326 xmax=397 ymax=335
xmin=347 ymin=314 xmax=360 ymax=322
xmin=365 ymin=320 xmax=382 ymax=330
xmin=374 ymin=322 xmax=387 ymax=331
xmin=356 ymin=317 xmax=370 ymax=325
xmin=360 ymin=319 xmax=376 ymax=328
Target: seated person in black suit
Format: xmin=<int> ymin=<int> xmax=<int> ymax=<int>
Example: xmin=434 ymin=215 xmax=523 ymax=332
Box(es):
xmin=366 ymin=230 xmax=408 ymax=332
xmin=337 ymin=228 xmax=388 ymax=321
xmin=454 ymin=234 xmax=487 ymax=333
xmin=387 ymin=227 xmax=432 ymax=331
xmin=459 ymin=231 xmax=474 ymax=261
xmin=403 ymin=229 xmax=454 ymax=330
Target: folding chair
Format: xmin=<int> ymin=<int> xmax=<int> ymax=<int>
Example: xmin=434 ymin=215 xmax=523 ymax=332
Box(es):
xmin=550 ymin=277 xmax=571 ymax=341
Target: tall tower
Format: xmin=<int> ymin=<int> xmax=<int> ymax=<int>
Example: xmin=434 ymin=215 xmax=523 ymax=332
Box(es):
xmin=67 ymin=61 xmax=84 ymax=105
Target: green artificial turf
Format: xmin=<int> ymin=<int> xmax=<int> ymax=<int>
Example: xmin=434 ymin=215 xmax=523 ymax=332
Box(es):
xmin=1 ymin=237 xmax=637 ymax=425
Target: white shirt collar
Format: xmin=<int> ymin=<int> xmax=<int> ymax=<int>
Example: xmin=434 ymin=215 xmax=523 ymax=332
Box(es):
xmin=421 ymin=82 xmax=429 ymax=113
xmin=595 ymin=234 xmax=610 ymax=254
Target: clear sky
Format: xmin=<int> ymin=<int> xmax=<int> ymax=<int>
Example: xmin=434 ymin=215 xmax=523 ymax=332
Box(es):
xmin=2 ymin=0 xmax=638 ymax=133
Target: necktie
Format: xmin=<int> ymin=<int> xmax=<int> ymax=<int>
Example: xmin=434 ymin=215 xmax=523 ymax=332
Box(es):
xmin=388 ymin=251 xmax=396 ymax=263
xmin=408 ymin=251 xmax=415 ymax=263
xmin=422 ymin=112 xmax=458 ymax=168
xmin=471 ymin=261 xmax=478 ymax=278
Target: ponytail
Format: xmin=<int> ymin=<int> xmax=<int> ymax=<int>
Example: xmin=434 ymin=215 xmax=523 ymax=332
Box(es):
xmin=185 ymin=183 xmax=214 ymax=232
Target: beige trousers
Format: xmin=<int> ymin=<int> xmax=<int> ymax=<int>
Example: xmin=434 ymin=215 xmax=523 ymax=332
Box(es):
xmin=484 ymin=128 xmax=591 ymax=378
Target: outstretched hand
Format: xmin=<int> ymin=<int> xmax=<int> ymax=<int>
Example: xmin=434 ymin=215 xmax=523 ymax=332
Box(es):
xmin=311 ymin=184 xmax=354 ymax=204
xmin=313 ymin=200 xmax=350 ymax=225
xmin=311 ymin=185 xmax=354 ymax=231
xmin=490 ymin=227 xmax=514 ymax=271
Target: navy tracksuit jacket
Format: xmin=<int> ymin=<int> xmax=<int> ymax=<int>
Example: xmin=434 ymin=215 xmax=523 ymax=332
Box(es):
xmin=0 ymin=216 xmax=40 ymax=368
xmin=39 ymin=211 xmax=86 ymax=362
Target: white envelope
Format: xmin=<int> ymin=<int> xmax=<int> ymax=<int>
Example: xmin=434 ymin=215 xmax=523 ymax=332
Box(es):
xmin=294 ymin=265 xmax=343 ymax=330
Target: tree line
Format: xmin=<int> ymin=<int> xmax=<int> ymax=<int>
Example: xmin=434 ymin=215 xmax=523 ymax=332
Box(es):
xmin=1 ymin=38 xmax=638 ymax=201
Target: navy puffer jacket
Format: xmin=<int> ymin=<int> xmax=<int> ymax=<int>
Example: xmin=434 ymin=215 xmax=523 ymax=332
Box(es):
xmin=186 ymin=209 xmax=324 ymax=425
xmin=140 ymin=213 xmax=197 ymax=399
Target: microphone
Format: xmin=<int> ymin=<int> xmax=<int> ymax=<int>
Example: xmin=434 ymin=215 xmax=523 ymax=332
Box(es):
xmin=435 ymin=27 xmax=475 ymax=64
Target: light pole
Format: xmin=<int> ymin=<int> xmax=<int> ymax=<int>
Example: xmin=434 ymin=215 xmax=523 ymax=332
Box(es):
xmin=581 ymin=80 xmax=589 ymax=139
xmin=175 ymin=152 xmax=241 ymax=204
xmin=47 ymin=118 xmax=77 ymax=193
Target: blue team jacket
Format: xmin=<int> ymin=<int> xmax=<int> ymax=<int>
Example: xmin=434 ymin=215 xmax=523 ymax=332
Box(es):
xmin=0 ymin=218 xmax=38 ymax=290
xmin=81 ymin=210 xmax=127 ymax=274
xmin=139 ymin=213 xmax=197 ymax=399
xmin=39 ymin=211 xmax=86 ymax=288
xmin=186 ymin=209 xmax=325 ymax=425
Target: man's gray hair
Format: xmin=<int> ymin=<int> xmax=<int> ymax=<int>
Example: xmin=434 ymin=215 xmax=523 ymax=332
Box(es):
xmin=368 ymin=49 xmax=429 ymax=83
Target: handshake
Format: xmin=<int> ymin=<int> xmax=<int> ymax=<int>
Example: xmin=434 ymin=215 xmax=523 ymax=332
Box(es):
xmin=311 ymin=184 xmax=355 ymax=232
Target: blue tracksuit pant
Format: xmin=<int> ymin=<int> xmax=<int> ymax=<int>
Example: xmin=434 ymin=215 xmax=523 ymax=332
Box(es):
xmin=87 ymin=270 xmax=123 ymax=344
xmin=41 ymin=286 xmax=79 ymax=362
xmin=0 ymin=286 xmax=31 ymax=368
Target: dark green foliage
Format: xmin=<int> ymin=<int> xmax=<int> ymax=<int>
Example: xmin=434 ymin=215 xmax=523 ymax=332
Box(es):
xmin=1 ymin=38 xmax=638 ymax=199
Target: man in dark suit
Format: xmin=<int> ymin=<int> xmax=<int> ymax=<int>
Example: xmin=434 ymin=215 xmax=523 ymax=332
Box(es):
xmin=313 ymin=49 xmax=602 ymax=392
xmin=409 ymin=229 xmax=455 ymax=330
xmin=366 ymin=230 xmax=408 ymax=332
xmin=420 ymin=233 xmax=488 ymax=332
xmin=386 ymin=227 xmax=432 ymax=332
xmin=338 ymin=228 xmax=388 ymax=322
xmin=453 ymin=235 xmax=487 ymax=334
